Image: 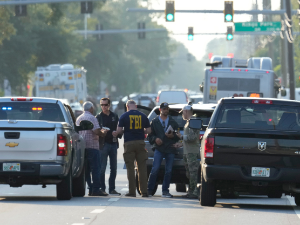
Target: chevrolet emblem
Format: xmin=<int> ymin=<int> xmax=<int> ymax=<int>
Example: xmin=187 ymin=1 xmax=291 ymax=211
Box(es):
xmin=5 ymin=142 xmax=19 ymax=148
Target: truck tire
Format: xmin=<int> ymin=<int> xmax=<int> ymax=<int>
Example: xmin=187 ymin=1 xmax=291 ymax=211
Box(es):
xmin=135 ymin=173 xmax=158 ymax=196
xmin=267 ymin=191 xmax=282 ymax=199
xmin=200 ymin=171 xmax=216 ymax=207
xmin=72 ymin=165 xmax=86 ymax=197
xmin=57 ymin=168 xmax=72 ymax=200
xmin=176 ymin=183 xmax=187 ymax=192
xmin=295 ymin=194 xmax=300 ymax=206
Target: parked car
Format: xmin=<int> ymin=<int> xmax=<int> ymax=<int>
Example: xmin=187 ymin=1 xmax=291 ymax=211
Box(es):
xmin=70 ymin=102 xmax=84 ymax=118
xmin=156 ymin=90 xmax=189 ymax=105
xmin=0 ymin=97 xmax=92 ymax=200
xmin=135 ymin=103 xmax=216 ymax=195
xmin=200 ymin=97 xmax=300 ymax=207
xmin=190 ymin=94 xmax=203 ymax=104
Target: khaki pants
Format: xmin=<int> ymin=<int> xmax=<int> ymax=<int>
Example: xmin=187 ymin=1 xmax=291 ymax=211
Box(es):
xmin=123 ymin=140 xmax=148 ymax=195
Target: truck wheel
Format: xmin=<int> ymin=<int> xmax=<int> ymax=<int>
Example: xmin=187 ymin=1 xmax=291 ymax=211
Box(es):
xmin=176 ymin=183 xmax=187 ymax=192
xmin=72 ymin=165 xmax=86 ymax=197
xmin=295 ymin=194 xmax=300 ymax=206
xmin=200 ymin=171 xmax=216 ymax=207
xmin=135 ymin=173 xmax=157 ymax=195
xmin=267 ymin=191 xmax=282 ymax=198
xmin=57 ymin=167 xmax=72 ymax=200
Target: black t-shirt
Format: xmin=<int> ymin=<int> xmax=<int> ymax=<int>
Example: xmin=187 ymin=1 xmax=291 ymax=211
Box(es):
xmin=96 ymin=111 xmax=118 ymax=144
xmin=118 ymin=110 xmax=150 ymax=143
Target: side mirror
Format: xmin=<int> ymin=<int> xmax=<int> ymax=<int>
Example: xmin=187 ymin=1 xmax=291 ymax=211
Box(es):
xmin=199 ymin=83 xmax=204 ymax=93
xmin=189 ymin=119 xmax=203 ymax=129
xmin=281 ymin=89 xmax=287 ymax=97
xmin=75 ymin=120 xmax=94 ymax=132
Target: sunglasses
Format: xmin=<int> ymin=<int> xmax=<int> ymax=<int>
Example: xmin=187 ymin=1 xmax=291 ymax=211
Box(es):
xmin=100 ymin=104 xmax=109 ymax=106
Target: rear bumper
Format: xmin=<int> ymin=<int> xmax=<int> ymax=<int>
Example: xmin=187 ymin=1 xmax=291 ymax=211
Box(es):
xmin=202 ymin=164 xmax=300 ymax=183
xmin=0 ymin=162 xmax=68 ymax=177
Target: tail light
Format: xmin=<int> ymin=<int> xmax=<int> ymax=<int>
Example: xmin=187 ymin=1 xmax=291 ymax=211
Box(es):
xmin=57 ymin=134 xmax=68 ymax=156
xmin=156 ymin=96 xmax=159 ymax=103
xmin=11 ymin=98 xmax=33 ymax=101
xmin=204 ymin=137 xmax=214 ymax=158
xmin=252 ymin=99 xmax=272 ymax=104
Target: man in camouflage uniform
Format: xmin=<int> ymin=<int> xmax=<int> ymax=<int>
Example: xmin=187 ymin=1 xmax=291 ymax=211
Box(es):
xmin=174 ymin=105 xmax=200 ymax=199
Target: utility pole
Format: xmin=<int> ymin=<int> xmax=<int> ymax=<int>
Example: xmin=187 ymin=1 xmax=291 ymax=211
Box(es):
xmin=281 ymin=0 xmax=288 ymax=87
xmin=286 ymin=0 xmax=295 ymax=100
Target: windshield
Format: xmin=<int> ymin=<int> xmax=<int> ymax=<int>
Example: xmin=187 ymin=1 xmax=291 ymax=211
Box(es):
xmin=148 ymin=109 xmax=212 ymax=128
xmin=0 ymin=102 xmax=64 ymax=122
xmin=215 ymin=103 xmax=300 ymax=131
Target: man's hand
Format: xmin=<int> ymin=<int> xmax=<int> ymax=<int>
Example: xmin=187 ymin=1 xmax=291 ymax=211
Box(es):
xmin=173 ymin=142 xmax=183 ymax=148
xmin=165 ymin=132 xmax=174 ymax=139
xmin=112 ymin=131 xmax=118 ymax=137
xmin=155 ymin=138 xmax=163 ymax=146
xmin=101 ymin=129 xmax=108 ymax=135
xmin=176 ymin=132 xmax=182 ymax=139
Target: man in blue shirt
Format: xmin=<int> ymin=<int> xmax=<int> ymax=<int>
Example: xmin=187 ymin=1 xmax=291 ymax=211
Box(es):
xmin=113 ymin=100 xmax=151 ymax=197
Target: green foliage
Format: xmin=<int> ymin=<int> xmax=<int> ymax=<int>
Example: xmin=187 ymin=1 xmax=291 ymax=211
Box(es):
xmin=0 ymin=1 xmax=173 ymax=97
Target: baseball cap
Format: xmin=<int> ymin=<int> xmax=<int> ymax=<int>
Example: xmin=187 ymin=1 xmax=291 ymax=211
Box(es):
xmin=179 ymin=105 xmax=193 ymax=113
xmin=160 ymin=102 xmax=169 ymax=109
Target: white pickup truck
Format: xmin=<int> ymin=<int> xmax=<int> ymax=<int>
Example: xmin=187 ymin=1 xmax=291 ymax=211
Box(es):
xmin=0 ymin=97 xmax=93 ymax=200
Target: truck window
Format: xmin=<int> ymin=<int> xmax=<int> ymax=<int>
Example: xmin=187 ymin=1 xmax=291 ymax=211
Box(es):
xmin=0 ymin=103 xmax=64 ymax=122
xmin=215 ymin=103 xmax=300 ymax=131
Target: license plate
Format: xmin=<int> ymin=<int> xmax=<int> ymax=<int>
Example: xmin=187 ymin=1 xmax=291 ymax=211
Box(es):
xmin=251 ymin=167 xmax=270 ymax=177
xmin=3 ymin=163 xmax=21 ymax=172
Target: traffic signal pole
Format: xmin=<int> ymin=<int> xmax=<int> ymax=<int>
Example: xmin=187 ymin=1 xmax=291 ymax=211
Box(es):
xmin=286 ymin=0 xmax=295 ymax=100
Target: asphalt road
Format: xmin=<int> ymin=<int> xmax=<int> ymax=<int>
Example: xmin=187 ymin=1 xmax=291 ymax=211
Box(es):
xmin=0 ymin=138 xmax=300 ymax=225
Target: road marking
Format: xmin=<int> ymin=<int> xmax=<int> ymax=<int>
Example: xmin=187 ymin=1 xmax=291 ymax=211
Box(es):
xmin=108 ymin=198 xmax=120 ymax=202
xmin=120 ymin=188 xmax=128 ymax=192
xmin=287 ymin=196 xmax=300 ymax=220
xmin=72 ymin=224 xmax=85 ymax=225
xmin=90 ymin=209 xmax=105 ymax=214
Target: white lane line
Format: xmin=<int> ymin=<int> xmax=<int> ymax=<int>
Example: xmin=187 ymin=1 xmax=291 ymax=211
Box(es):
xmin=287 ymin=196 xmax=300 ymax=220
xmin=90 ymin=209 xmax=105 ymax=214
xmin=120 ymin=188 xmax=128 ymax=192
xmin=108 ymin=198 xmax=120 ymax=202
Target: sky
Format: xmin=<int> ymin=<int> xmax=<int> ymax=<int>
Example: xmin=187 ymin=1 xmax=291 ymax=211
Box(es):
xmin=144 ymin=0 xmax=281 ymax=60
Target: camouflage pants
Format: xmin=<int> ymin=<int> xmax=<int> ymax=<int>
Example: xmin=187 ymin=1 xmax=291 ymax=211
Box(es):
xmin=183 ymin=153 xmax=198 ymax=196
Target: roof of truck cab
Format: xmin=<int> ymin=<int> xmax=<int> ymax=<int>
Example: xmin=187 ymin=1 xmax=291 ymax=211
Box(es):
xmin=0 ymin=97 xmax=65 ymax=104
xmin=220 ymin=97 xmax=300 ymax=105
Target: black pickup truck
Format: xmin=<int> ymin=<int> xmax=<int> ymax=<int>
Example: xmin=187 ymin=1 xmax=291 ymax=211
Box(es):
xmin=200 ymin=97 xmax=300 ymax=207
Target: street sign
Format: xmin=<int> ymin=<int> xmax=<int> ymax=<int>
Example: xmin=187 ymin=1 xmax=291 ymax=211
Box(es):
xmin=235 ymin=22 xmax=281 ymax=32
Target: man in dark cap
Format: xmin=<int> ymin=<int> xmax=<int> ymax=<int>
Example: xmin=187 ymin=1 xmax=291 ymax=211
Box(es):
xmin=147 ymin=102 xmax=180 ymax=198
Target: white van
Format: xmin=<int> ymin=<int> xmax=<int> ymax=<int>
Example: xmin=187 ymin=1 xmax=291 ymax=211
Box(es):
xmin=156 ymin=90 xmax=188 ymax=105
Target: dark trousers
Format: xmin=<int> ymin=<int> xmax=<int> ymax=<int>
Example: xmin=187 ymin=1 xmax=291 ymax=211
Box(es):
xmin=123 ymin=140 xmax=148 ymax=195
xmin=85 ymin=148 xmax=101 ymax=192
xmin=99 ymin=142 xmax=118 ymax=192
xmin=148 ymin=150 xmax=175 ymax=193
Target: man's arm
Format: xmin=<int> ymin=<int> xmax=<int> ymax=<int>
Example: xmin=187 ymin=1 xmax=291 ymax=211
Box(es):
xmin=112 ymin=126 xmax=123 ymax=137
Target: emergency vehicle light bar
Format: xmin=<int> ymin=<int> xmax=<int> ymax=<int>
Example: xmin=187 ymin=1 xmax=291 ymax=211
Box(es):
xmin=206 ymin=61 xmax=222 ymax=69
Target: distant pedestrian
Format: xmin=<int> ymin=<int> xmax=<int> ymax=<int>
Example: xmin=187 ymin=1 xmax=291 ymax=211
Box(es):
xmin=112 ymin=100 xmax=151 ymax=197
xmin=76 ymin=101 xmax=108 ymax=196
xmin=96 ymin=97 xmax=122 ymax=196
xmin=147 ymin=102 xmax=180 ymax=198
xmin=174 ymin=105 xmax=200 ymax=199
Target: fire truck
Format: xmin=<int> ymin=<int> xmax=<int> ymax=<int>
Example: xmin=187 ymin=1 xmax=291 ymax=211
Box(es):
xmin=200 ymin=56 xmax=281 ymax=104
xmin=35 ymin=64 xmax=87 ymax=105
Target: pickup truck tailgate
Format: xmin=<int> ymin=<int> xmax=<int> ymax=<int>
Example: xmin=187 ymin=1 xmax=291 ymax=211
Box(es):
xmin=213 ymin=130 xmax=300 ymax=168
xmin=0 ymin=121 xmax=59 ymax=161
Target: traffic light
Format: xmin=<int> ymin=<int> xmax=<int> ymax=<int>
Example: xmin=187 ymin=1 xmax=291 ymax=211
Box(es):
xmin=15 ymin=5 xmax=27 ymax=17
xmin=224 ymin=1 xmax=234 ymax=22
xmin=81 ymin=1 xmax=93 ymax=14
xmin=165 ymin=1 xmax=175 ymax=22
xmin=95 ymin=24 xmax=103 ymax=41
xmin=226 ymin=26 xmax=233 ymax=41
xmin=188 ymin=27 xmax=194 ymax=41
xmin=138 ymin=22 xmax=145 ymax=39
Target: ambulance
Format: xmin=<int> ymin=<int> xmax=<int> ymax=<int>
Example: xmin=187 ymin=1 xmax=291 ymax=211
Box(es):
xmin=201 ymin=56 xmax=281 ymax=104
xmin=35 ymin=64 xmax=87 ymax=105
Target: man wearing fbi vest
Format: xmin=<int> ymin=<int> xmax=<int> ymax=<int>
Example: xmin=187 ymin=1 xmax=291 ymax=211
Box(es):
xmin=113 ymin=100 xmax=151 ymax=197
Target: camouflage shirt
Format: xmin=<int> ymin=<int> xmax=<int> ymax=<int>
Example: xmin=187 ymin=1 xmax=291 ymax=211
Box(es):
xmin=182 ymin=120 xmax=200 ymax=154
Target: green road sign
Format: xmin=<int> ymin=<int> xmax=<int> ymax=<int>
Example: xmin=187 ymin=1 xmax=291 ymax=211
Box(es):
xmin=235 ymin=22 xmax=281 ymax=32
